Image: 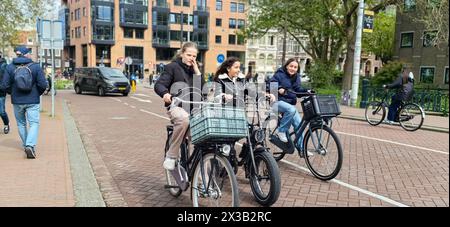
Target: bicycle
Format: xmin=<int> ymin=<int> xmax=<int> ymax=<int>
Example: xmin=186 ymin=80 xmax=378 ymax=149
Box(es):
xmin=163 ymin=91 xmax=242 ymax=207
xmin=365 ymin=90 xmax=425 ymax=132
xmin=226 ymin=93 xmax=281 ymax=206
xmin=263 ymin=91 xmax=343 ymax=181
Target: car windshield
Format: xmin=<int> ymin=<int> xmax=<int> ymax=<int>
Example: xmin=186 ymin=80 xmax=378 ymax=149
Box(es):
xmin=99 ymin=67 xmax=125 ymax=79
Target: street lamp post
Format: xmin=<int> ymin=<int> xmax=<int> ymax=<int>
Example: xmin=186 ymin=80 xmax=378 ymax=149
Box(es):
xmin=350 ymin=0 xmax=365 ymax=107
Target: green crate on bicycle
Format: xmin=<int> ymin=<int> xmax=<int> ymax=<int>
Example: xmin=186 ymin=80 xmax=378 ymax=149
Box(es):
xmin=190 ymin=105 xmax=248 ymax=144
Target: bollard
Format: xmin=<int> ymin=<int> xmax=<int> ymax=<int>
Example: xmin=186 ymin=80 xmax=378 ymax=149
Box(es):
xmin=359 ymin=79 xmax=370 ymax=108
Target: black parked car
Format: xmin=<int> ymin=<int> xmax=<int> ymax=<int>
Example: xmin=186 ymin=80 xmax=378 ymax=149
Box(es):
xmin=74 ymin=67 xmax=130 ymax=96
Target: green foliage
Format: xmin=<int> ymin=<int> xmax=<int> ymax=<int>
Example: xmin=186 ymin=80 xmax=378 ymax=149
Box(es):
xmin=370 ymin=61 xmax=403 ymax=86
xmin=307 ymin=62 xmax=342 ymax=89
xmin=55 ymin=79 xmax=73 ymax=90
xmin=362 ymin=12 xmax=396 ymax=63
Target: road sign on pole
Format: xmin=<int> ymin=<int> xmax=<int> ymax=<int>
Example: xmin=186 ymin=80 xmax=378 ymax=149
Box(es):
xmin=363 ymin=10 xmax=374 ymax=33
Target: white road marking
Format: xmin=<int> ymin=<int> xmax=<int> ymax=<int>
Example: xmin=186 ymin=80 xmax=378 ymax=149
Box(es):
xmin=335 ymin=131 xmax=448 ymax=155
xmin=109 ymin=98 xmax=122 ymax=102
xmin=280 ymin=159 xmax=409 ymax=207
xmin=139 ymin=109 xmax=170 ymax=120
xmin=124 ymin=103 xmax=129 ymax=106
xmin=134 ymin=93 xmax=151 ymax=98
xmin=130 ymin=106 xmax=136 ymax=109
xmin=130 ymin=96 xmax=152 ymax=103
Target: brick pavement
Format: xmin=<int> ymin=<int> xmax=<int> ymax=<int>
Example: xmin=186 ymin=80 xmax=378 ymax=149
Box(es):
xmin=0 ymin=95 xmax=75 ymax=207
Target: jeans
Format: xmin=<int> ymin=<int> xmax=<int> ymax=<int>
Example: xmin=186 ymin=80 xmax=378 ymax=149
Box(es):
xmin=0 ymin=96 xmax=9 ymax=126
xmin=272 ymin=100 xmax=302 ymax=131
xmin=387 ymin=97 xmax=401 ymax=121
xmin=13 ymin=104 xmax=40 ymax=148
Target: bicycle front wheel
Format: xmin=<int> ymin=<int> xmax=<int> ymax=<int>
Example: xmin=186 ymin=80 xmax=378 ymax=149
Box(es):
xmin=303 ymin=125 xmax=343 ymax=181
xmin=249 ymin=149 xmax=281 ymax=206
xmin=191 ymin=152 xmax=240 ymax=207
xmin=365 ymin=101 xmax=385 ymax=126
xmin=399 ymin=103 xmax=425 ymax=132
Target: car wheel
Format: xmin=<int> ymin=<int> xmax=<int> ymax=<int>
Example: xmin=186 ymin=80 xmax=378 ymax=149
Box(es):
xmin=122 ymin=92 xmax=129 ymax=96
xmin=75 ymin=85 xmax=82 ymax=94
xmin=98 ymin=86 xmax=105 ymax=96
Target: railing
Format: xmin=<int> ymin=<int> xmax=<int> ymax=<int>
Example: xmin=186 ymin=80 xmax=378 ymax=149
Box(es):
xmin=361 ymin=83 xmax=449 ymax=116
xmin=152 ymin=38 xmax=169 ymax=45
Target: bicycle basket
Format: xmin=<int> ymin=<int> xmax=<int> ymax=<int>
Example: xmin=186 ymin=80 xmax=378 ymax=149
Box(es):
xmin=301 ymin=95 xmax=341 ymax=121
xmin=190 ymin=105 xmax=248 ymax=145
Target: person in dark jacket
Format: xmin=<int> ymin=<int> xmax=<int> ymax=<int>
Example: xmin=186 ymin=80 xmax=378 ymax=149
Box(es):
xmin=0 ymin=52 xmax=10 ymax=134
xmin=154 ymin=42 xmax=204 ymax=171
xmin=267 ymin=58 xmax=309 ymax=143
xmin=383 ymin=67 xmax=415 ymax=124
xmin=213 ymin=57 xmax=246 ymax=107
xmin=0 ymin=46 xmax=47 ymax=159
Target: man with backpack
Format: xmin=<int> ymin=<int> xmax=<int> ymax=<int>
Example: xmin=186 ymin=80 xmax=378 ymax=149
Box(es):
xmin=0 ymin=46 xmax=47 ymax=159
xmin=0 ymin=51 xmax=10 ymax=134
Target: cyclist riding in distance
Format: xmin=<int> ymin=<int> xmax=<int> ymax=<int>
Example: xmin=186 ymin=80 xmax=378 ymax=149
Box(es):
xmin=382 ymin=66 xmax=415 ymax=125
xmin=154 ymin=42 xmax=204 ymax=171
xmin=266 ymin=58 xmax=312 ymax=143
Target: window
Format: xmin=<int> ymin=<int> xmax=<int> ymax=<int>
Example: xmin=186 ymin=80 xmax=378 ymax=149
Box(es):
xmin=183 ymin=0 xmax=189 ymax=7
xmin=230 ymin=2 xmax=237 ymax=12
xmin=55 ymin=59 xmax=61 ymax=68
xmin=93 ymin=25 xmax=114 ymax=40
xmin=423 ymin=31 xmax=437 ymax=47
xmin=404 ymin=0 xmax=416 ymax=11
xmin=228 ymin=34 xmax=236 ymax=44
xmin=55 ymin=49 xmax=61 ymax=57
xmin=229 ymin=19 xmax=236 ymax=29
xmin=238 ymin=3 xmax=245 ymax=13
xmin=170 ymin=30 xmax=181 ymax=41
xmin=215 ymin=35 xmax=221 ymax=44
xmin=83 ymin=27 xmax=86 ymax=36
xmin=174 ymin=0 xmax=181 ymax=6
xmin=95 ymin=6 xmax=113 ymax=22
xmin=445 ymin=67 xmax=449 ymax=84
xmin=135 ymin=29 xmax=144 ymax=39
xmin=83 ymin=7 xmax=86 ymax=17
xmin=237 ymin=19 xmax=245 ymax=29
xmin=420 ymin=67 xmax=435 ymax=84
xmin=216 ymin=18 xmax=222 ymax=27
xmin=216 ymin=0 xmax=222 ymax=11
xmin=400 ymin=32 xmax=413 ymax=48
xmin=237 ymin=34 xmax=245 ymax=45
xmin=124 ymin=28 xmax=134 ymax=38
xmin=269 ymin=36 xmax=274 ymax=46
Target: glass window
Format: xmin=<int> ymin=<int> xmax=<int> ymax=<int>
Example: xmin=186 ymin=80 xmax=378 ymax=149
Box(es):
xmin=135 ymin=29 xmax=144 ymax=39
xmin=55 ymin=49 xmax=61 ymax=57
xmin=216 ymin=0 xmax=222 ymax=11
xmin=228 ymin=34 xmax=236 ymax=45
xmin=124 ymin=28 xmax=134 ymax=38
xmin=216 ymin=18 xmax=222 ymax=27
xmin=174 ymin=0 xmax=181 ymax=6
xmin=237 ymin=19 xmax=245 ymax=29
xmin=215 ymin=35 xmax=221 ymax=44
xmin=400 ymin=32 xmax=413 ymax=48
xmin=170 ymin=30 xmax=181 ymax=41
xmin=423 ymin=31 xmax=437 ymax=47
xmin=230 ymin=2 xmax=237 ymax=12
xmin=95 ymin=6 xmax=113 ymax=22
xmin=229 ymin=19 xmax=236 ymax=29
xmin=238 ymin=3 xmax=245 ymax=13
xmin=237 ymin=34 xmax=245 ymax=45
xmin=183 ymin=0 xmax=189 ymax=7
xmin=445 ymin=67 xmax=449 ymax=84
xmin=93 ymin=25 xmax=114 ymax=40
xmin=420 ymin=67 xmax=435 ymax=84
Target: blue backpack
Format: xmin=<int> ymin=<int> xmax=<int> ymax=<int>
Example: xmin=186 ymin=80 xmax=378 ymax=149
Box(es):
xmin=14 ymin=63 xmax=34 ymax=93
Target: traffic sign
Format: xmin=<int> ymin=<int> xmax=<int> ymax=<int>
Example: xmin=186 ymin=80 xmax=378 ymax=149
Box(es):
xmin=217 ymin=54 xmax=225 ymax=64
xmin=125 ymin=57 xmax=133 ymax=65
xmin=363 ymin=10 xmax=374 ymax=33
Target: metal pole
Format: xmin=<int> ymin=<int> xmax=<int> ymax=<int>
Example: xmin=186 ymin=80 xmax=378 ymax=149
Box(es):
xmin=350 ymin=0 xmax=364 ymax=107
xmin=51 ymin=38 xmax=55 ymax=118
xmin=180 ymin=11 xmax=184 ymax=47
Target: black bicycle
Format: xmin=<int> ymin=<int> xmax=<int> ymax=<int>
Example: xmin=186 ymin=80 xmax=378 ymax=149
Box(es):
xmin=163 ymin=92 xmax=241 ymax=207
xmin=227 ymin=94 xmax=281 ymax=206
xmin=365 ymin=90 xmax=425 ymax=131
xmin=263 ymin=91 xmax=343 ymax=181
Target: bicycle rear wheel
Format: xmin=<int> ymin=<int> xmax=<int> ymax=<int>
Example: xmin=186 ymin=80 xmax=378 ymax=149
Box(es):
xmin=191 ymin=152 xmax=240 ymax=207
xmin=399 ymin=103 xmax=424 ymax=132
xmin=303 ymin=125 xmax=343 ymax=181
xmin=262 ymin=117 xmax=286 ymax=161
xmin=249 ymin=149 xmax=281 ymax=206
xmin=365 ymin=101 xmax=385 ymax=126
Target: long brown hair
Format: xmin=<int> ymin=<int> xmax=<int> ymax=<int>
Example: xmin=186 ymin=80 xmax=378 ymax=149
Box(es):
xmin=172 ymin=42 xmax=198 ymax=60
xmin=214 ymin=57 xmax=241 ymax=81
xmin=282 ymin=58 xmax=300 ymax=75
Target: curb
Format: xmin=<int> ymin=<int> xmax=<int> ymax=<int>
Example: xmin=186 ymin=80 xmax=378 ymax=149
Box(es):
xmin=63 ymin=100 xmax=106 ymax=207
xmin=64 ymin=100 xmax=128 ymax=207
xmin=338 ymin=115 xmax=449 ymax=133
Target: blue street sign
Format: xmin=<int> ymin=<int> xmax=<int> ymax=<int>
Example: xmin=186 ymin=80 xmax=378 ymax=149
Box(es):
xmin=217 ymin=54 xmax=225 ymax=64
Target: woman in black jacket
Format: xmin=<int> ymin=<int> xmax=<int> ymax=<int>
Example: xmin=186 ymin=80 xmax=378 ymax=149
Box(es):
xmin=213 ymin=57 xmax=246 ymax=107
xmin=154 ymin=42 xmax=203 ymax=171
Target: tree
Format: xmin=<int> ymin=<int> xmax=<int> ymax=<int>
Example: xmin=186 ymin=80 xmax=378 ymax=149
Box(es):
xmin=362 ymin=11 xmax=395 ymax=64
xmin=0 ymin=0 xmax=51 ymax=52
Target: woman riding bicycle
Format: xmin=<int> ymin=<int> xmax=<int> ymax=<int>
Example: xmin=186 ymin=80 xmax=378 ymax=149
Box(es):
xmin=213 ymin=57 xmax=246 ymax=106
xmin=383 ymin=66 xmax=414 ymax=124
xmin=154 ymin=42 xmax=204 ymax=171
xmin=266 ymin=58 xmax=310 ymax=143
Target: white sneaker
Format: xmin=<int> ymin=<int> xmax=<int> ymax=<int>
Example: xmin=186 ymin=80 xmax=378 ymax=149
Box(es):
xmin=163 ymin=157 xmax=176 ymax=171
xmin=277 ymin=131 xmax=288 ymax=143
xmin=384 ymin=120 xmax=394 ymax=125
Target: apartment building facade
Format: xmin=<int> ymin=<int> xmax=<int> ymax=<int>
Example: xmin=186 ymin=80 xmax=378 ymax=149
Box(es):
xmin=393 ymin=0 xmax=449 ymax=89
xmin=61 ymin=0 xmax=247 ymax=77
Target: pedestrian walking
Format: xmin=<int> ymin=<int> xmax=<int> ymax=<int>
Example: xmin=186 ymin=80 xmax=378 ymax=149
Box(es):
xmin=0 ymin=46 xmax=47 ymax=159
xmin=0 ymin=52 xmax=10 ymax=134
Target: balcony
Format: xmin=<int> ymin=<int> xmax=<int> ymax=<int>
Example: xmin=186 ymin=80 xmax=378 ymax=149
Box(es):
xmin=195 ymin=41 xmax=208 ymax=50
xmin=152 ymin=38 xmax=169 ymax=48
xmin=152 ymin=0 xmax=170 ymax=12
